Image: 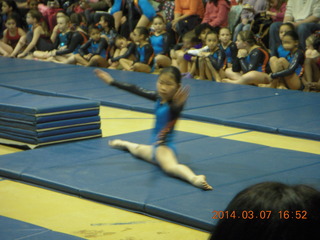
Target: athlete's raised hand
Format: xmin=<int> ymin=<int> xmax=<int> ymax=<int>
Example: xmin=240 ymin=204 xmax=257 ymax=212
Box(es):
xmin=173 ymin=85 xmax=190 ymax=107
xmin=94 ymin=69 xmax=114 ymax=85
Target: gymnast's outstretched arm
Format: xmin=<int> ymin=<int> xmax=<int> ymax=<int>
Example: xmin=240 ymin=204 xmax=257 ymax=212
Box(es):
xmin=94 ymin=69 xmax=158 ymax=101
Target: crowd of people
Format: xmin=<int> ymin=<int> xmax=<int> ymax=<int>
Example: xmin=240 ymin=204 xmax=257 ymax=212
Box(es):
xmin=0 ymin=0 xmax=319 ymax=92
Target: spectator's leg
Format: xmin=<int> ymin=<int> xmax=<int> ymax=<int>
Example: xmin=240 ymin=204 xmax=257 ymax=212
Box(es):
xmin=113 ymin=11 xmax=123 ymax=31
xmin=243 ymin=23 xmax=251 ymax=31
xmin=136 ymin=15 xmax=150 ymax=28
xmin=84 ymin=9 xmax=94 ymax=25
xmin=166 ymin=22 xmax=177 ymax=43
xmin=233 ymin=23 xmax=244 ymax=42
xmin=269 ymin=22 xmax=282 ymax=56
xmin=297 ymin=23 xmax=320 ymax=50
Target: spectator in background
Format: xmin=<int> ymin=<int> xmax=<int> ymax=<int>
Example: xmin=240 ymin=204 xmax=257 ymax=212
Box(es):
xmin=162 ymin=0 xmax=175 ymax=23
xmin=0 ymin=13 xmax=26 ymax=56
xmin=201 ymin=0 xmax=230 ymax=31
xmin=267 ymin=31 xmax=305 ymax=90
xmin=74 ymin=25 xmax=108 ymax=67
xmin=169 ymin=0 xmax=204 ymax=38
xmin=222 ymin=30 xmax=270 ymax=86
xmin=303 ymin=34 xmax=320 ymax=91
xmin=57 ymin=12 xmax=89 ymax=64
xmin=269 ymin=0 xmax=320 ymax=55
xmin=209 ymin=182 xmax=320 ymax=240
xmin=110 ymin=0 xmax=156 ymax=38
xmin=232 ymin=0 xmax=267 ymax=41
xmin=108 ymin=35 xmax=136 ymax=69
xmin=1 ymin=0 xmax=24 ymax=38
xmin=119 ymin=26 xmax=154 ymax=73
xmin=10 ymin=9 xmax=53 ymax=58
xmin=266 ymin=0 xmax=287 ymax=22
xmin=150 ymin=15 xmax=172 ymax=68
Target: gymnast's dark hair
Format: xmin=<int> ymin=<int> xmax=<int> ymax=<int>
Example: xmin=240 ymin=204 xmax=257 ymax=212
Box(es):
xmin=3 ymin=0 xmax=20 ymax=14
xmin=88 ymin=24 xmax=101 ymax=34
xmin=209 ymin=182 xmax=320 ymax=240
xmin=135 ymin=26 xmax=149 ymax=39
xmin=238 ymin=30 xmax=269 ymax=52
xmin=100 ymin=13 xmax=115 ymax=30
xmin=159 ymin=66 xmax=181 ymax=84
xmin=152 ymin=14 xmax=165 ymax=23
xmin=195 ymin=23 xmax=213 ymax=37
xmin=284 ymin=30 xmax=299 ymax=41
xmin=280 ymin=22 xmax=295 ymax=32
xmin=206 ymin=30 xmax=219 ymax=39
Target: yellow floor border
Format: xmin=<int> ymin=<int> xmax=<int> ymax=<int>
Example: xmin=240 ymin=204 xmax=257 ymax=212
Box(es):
xmin=0 ymin=180 xmax=209 ymax=240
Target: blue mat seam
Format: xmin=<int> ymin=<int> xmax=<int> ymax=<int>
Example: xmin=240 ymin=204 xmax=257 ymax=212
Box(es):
xmin=185 ymin=93 xmax=295 ymax=111
xmin=215 ymin=161 xmax=320 ymax=189
xmin=214 ymin=130 xmax=252 ymax=138
xmin=16 ymin=229 xmax=51 ymax=240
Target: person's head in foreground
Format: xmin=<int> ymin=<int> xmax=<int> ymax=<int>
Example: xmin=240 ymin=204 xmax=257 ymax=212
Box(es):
xmin=209 ymin=181 xmax=320 ymax=240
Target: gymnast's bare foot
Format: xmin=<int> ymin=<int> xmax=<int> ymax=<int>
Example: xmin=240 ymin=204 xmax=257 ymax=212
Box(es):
xmin=108 ymin=139 xmax=129 ymax=150
xmin=192 ymin=175 xmax=213 ymax=190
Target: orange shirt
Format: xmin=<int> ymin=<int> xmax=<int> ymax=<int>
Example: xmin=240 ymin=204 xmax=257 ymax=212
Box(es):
xmin=174 ymin=0 xmax=204 ymax=18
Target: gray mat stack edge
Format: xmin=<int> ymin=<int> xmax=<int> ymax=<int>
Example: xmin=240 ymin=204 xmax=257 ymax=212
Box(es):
xmin=1 ymin=57 xmax=320 ymax=140
xmin=0 ymin=86 xmax=102 ymax=148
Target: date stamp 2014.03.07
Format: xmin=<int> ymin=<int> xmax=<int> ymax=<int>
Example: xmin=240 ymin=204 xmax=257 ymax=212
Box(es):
xmin=212 ymin=210 xmax=308 ymax=220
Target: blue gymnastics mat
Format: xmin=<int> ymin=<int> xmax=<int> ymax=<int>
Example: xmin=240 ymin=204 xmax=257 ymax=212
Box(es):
xmin=0 ymin=216 xmax=85 ymax=240
xmin=0 ymin=130 xmax=319 ymax=231
xmin=1 ymin=57 xmax=320 ymax=140
xmin=0 ymin=85 xmax=102 ymax=147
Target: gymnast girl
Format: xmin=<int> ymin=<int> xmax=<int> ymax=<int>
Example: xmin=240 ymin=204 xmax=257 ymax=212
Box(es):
xmin=74 ymin=25 xmax=108 ymax=67
xmin=0 ymin=14 xmax=26 ymax=56
xmin=0 ymin=0 xmax=24 ymax=38
xmin=267 ymin=31 xmax=305 ymax=90
xmin=33 ymin=15 xmax=73 ymax=61
xmin=119 ymin=26 xmax=154 ymax=73
xmin=181 ymin=23 xmax=212 ymax=77
xmin=50 ymin=11 xmax=69 ymax=44
xmin=94 ymin=66 xmax=213 ymax=190
xmin=267 ymin=23 xmax=294 ymax=88
xmin=304 ymin=34 xmax=320 ymax=91
xmin=99 ymin=14 xmax=117 ymax=47
xmin=222 ymin=30 xmax=270 ymax=86
xmin=218 ymin=27 xmax=237 ymax=68
xmin=150 ymin=15 xmax=172 ymax=68
xmin=51 ymin=12 xmax=89 ymax=64
xmin=10 ymin=10 xmax=53 ymax=58
xmin=108 ymin=35 xmax=136 ymax=69
xmin=198 ymin=31 xmax=226 ymax=81
xmin=170 ymin=31 xmax=198 ymax=71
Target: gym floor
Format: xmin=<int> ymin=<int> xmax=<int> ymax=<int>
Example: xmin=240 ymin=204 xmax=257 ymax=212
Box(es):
xmin=1 ymin=105 xmax=320 ymax=240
